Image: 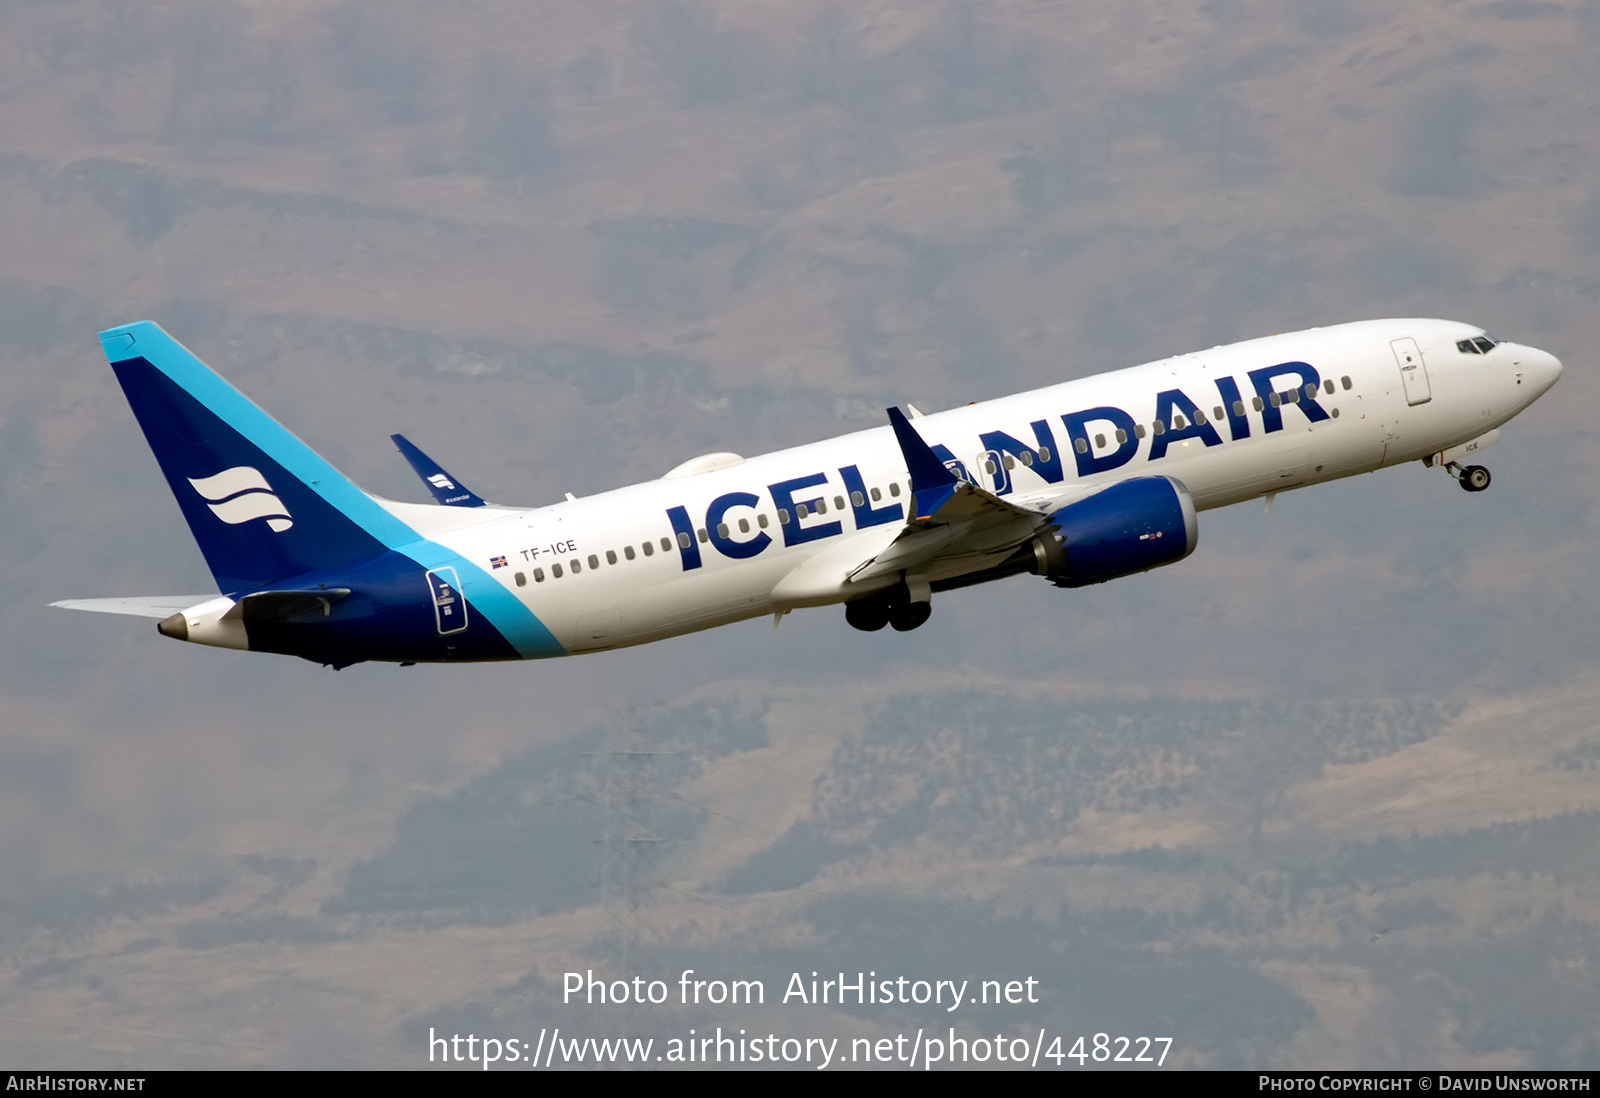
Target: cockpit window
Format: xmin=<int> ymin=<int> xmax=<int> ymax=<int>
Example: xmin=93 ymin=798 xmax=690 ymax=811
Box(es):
xmin=1457 ymin=335 xmax=1499 ymax=354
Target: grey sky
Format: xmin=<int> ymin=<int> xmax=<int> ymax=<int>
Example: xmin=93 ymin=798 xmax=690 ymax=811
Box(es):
xmin=1 ymin=0 xmax=1597 ymax=1068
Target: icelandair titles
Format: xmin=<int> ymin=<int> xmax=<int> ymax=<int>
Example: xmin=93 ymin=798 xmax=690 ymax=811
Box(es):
xmin=668 ymin=361 xmax=1335 ymax=571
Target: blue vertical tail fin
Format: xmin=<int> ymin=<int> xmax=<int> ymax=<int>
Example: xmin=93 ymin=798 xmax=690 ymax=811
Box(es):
xmin=102 ymin=321 xmax=403 ymax=594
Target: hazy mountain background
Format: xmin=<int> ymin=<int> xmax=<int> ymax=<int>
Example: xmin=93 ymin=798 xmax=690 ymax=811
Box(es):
xmin=2 ymin=0 xmax=1599 ymax=1068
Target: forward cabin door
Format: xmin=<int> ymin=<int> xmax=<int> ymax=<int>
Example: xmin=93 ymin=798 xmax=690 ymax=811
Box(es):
xmin=1390 ymin=337 xmax=1432 ymax=406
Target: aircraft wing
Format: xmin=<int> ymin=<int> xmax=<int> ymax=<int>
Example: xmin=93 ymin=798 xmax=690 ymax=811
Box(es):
xmin=773 ymin=409 xmax=1052 ymax=605
xmin=849 ymin=408 xmax=1048 ymax=581
xmin=51 ymin=596 xmax=217 ymax=619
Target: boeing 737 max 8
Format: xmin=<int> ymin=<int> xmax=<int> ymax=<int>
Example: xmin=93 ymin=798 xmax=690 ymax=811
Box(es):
xmin=52 ymin=318 xmax=1561 ymax=667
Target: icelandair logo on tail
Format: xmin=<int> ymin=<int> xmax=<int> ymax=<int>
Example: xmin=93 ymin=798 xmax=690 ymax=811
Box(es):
xmin=187 ymin=467 xmax=294 ymax=532
xmin=427 ymin=473 xmax=456 ymax=490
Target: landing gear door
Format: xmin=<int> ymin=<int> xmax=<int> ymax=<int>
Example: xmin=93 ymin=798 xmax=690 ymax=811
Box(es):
xmin=1391 ymin=337 xmax=1432 ymax=406
xmin=425 ymin=567 xmax=469 ymax=635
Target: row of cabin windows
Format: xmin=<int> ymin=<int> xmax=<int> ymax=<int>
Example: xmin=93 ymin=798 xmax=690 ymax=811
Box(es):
xmin=509 ymin=482 xmax=915 ymax=586
xmin=512 ymin=376 xmax=1360 ymax=583
xmin=1063 ymin=376 xmax=1354 ymax=453
xmin=514 ymin=536 xmax=675 ymax=585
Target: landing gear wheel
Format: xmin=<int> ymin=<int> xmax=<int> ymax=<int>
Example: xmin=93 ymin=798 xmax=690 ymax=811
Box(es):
xmin=889 ymin=601 xmax=932 ymax=632
xmin=845 ymin=598 xmax=891 ymax=632
xmin=1459 ymin=465 xmax=1491 ymax=492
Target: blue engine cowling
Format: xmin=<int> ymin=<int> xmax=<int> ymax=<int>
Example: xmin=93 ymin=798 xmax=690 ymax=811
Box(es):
xmin=1026 ymin=475 xmax=1198 ymax=587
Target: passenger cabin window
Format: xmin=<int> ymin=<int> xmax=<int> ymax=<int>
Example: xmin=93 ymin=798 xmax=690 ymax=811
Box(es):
xmin=587 ymin=554 xmax=599 ymax=570
xmin=757 ymin=514 xmax=769 ymax=528
xmin=870 ymin=486 xmax=882 ymax=501
xmin=889 ymin=483 xmax=902 ymax=497
xmin=717 ymin=523 xmax=729 ymax=538
xmin=624 ymin=545 xmax=636 ymax=560
xmin=851 ymin=491 xmax=864 ymax=507
xmin=1003 ymin=454 xmax=1015 ymax=469
xmin=1134 ymin=424 xmax=1147 ymax=439
xmin=796 ymin=503 xmax=809 ymax=519
xmin=814 ymin=499 xmax=826 ymax=514
xmin=677 ymin=532 xmax=691 ymax=549
xmin=552 ymin=563 xmax=563 ymax=578
xmin=1304 ymin=383 xmax=1317 ymax=399
xmin=834 ymin=495 xmax=845 ymax=510
xmin=1115 ymin=428 xmax=1127 ymax=444
xmin=1074 ymin=437 xmax=1088 ymax=453
xmin=606 ymin=550 xmax=617 ymax=565
xmin=534 ymin=567 xmax=545 ymax=582
xmin=739 ymin=517 xmax=750 ymax=533
xmin=1094 ymin=433 xmax=1106 ymax=448
xmin=642 ymin=541 xmax=654 ymax=557
xmin=571 ymin=558 xmax=581 ymax=573
xmin=1268 ymin=392 xmax=1281 ymax=407
xmin=1324 ymin=379 xmax=1335 ymax=394
xmin=515 ymin=572 xmax=527 ymax=587
xmin=1340 ymin=376 xmax=1352 ymax=390
xmin=1019 ymin=452 xmax=1034 ymax=467
xmin=779 ymin=508 xmax=792 ymax=523
xmin=1213 ymin=406 xmax=1224 ymax=421
xmin=1173 ymin=414 xmax=1187 ymax=429
xmin=1151 ymin=420 xmax=1165 ymax=435
xmin=697 ymin=527 xmax=709 ymax=543
xmin=1234 ymin=400 xmax=1247 ymax=416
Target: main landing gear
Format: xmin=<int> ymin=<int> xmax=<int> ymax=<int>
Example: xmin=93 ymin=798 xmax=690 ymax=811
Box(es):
xmin=1445 ymin=461 xmax=1492 ymax=493
xmin=844 ymin=582 xmax=932 ymax=632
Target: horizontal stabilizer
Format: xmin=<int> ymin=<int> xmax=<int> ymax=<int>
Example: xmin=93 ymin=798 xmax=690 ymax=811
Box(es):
xmin=51 ymin=596 xmax=216 ymax=619
xmin=391 ymin=434 xmax=487 ymax=507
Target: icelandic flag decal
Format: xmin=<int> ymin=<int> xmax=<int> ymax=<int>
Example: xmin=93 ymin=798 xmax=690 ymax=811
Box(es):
xmin=490 ymin=555 xmax=508 ymax=569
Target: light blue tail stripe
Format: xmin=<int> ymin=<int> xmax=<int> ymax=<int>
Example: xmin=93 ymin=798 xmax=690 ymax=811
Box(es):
xmin=100 ymin=321 xmax=564 ymax=659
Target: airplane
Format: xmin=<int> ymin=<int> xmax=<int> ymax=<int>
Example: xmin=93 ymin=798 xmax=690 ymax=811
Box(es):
xmin=52 ymin=318 xmax=1561 ymax=668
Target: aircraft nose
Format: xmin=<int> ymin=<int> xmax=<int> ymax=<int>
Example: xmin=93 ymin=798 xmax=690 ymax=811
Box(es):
xmin=1518 ymin=345 xmax=1563 ymax=396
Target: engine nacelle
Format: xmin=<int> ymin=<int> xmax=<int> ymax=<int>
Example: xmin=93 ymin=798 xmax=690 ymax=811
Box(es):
xmin=1025 ymin=475 xmax=1198 ymax=587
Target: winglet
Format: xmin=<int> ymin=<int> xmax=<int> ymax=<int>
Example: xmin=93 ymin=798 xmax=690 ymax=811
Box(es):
xmin=391 ymin=434 xmax=487 ymax=507
xmin=886 ymin=406 xmax=959 ymax=520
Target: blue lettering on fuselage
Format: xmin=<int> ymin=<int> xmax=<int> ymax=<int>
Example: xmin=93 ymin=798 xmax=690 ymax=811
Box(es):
xmin=662 ymin=361 xmax=1331 ymax=570
xmin=978 ymin=420 xmax=1063 ymax=494
xmin=1147 ymin=389 xmax=1223 ymax=460
xmin=1214 ymin=375 xmax=1250 ymax=441
xmin=706 ymin=491 xmax=772 ymax=559
xmin=928 ymin=444 xmax=970 ymax=484
xmin=666 ymin=505 xmax=702 ymax=570
xmin=768 ymin=472 xmax=842 ymax=547
xmin=840 ymin=465 xmax=903 ymax=527
xmin=1247 ymin=361 xmax=1330 ymax=432
xmin=1060 ymin=406 xmax=1140 ymax=478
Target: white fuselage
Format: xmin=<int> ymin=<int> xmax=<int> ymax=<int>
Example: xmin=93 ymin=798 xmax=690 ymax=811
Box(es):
xmin=384 ymin=318 xmax=1561 ymax=654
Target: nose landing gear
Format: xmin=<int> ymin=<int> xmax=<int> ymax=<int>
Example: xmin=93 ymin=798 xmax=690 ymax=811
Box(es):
xmin=1445 ymin=461 xmax=1492 ymax=492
